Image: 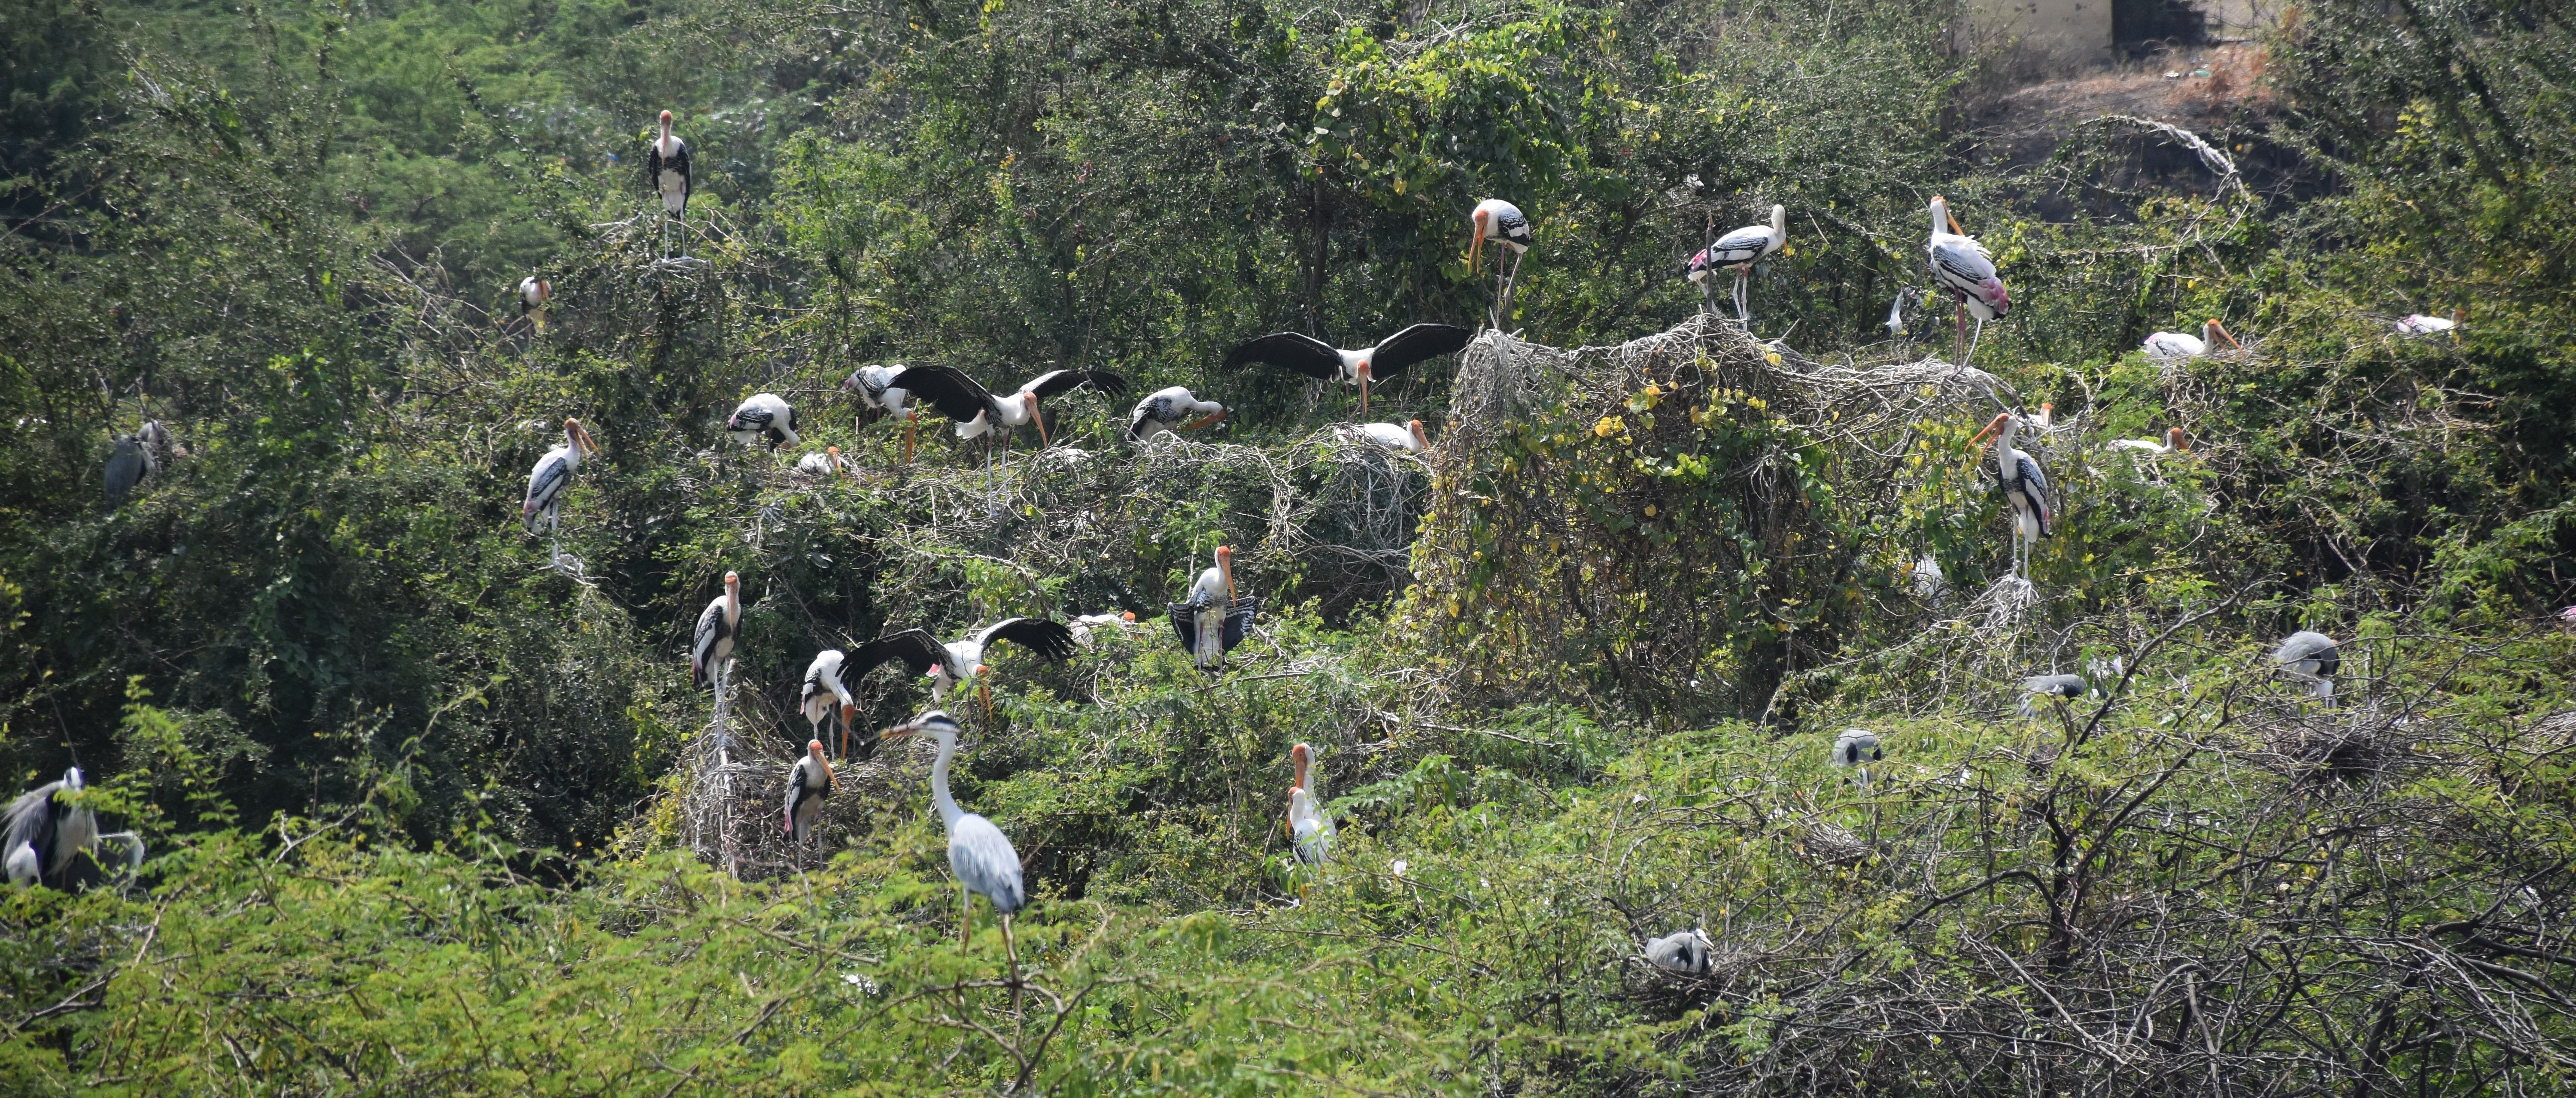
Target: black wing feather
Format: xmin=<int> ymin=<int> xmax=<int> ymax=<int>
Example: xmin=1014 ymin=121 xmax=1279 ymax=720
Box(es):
xmin=1021 ymin=370 xmax=1130 ymax=400
xmin=2015 ymin=454 xmax=2053 ymax=535
xmin=975 ymin=617 xmax=1078 ymax=662
xmin=846 ymin=629 xmax=951 ymax=678
xmin=887 ymin=365 xmax=997 ymax=424
xmin=1167 ymin=603 xmax=1200 ymax=653
xmin=1367 ymin=324 xmax=1473 ymax=380
xmin=1224 ymin=332 xmax=1344 ymax=379
xmin=1220 ymin=597 xmax=1258 ymax=652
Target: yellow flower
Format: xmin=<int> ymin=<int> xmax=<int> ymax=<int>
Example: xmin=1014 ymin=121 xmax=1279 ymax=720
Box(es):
xmin=1594 ymin=416 xmax=1624 ymax=438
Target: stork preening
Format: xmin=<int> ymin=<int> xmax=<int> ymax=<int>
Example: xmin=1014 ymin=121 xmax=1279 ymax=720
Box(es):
xmin=1226 ymin=325 xmax=1470 ymax=419
xmin=1127 ymin=386 xmax=1227 ymax=442
xmin=103 ymin=432 xmax=155 ymax=508
xmin=785 ymin=739 xmax=837 ymax=845
xmin=690 ymin=571 xmax=741 ymax=692
xmin=2111 ymin=428 xmax=2191 ymax=458
xmin=882 ymin=710 xmax=1027 ymax=971
xmin=518 ymin=276 xmax=551 ymax=331
xmin=841 ymin=619 xmax=1080 ymax=728
xmin=794 ymin=446 xmax=852 ymax=481
xmin=2142 ymin=319 xmax=2238 ymax=361
xmin=1968 ymin=411 xmax=2053 ymax=580
xmin=889 ymin=365 xmax=1127 ymax=453
xmin=1172 ymin=545 xmax=1257 ymax=673
xmin=1926 ymin=197 xmax=2010 ymax=363
xmin=522 ymin=418 xmax=601 ymax=561
xmin=1341 ymin=419 xmax=1431 ymax=455
xmin=1287 ymin=742 xmax=1334 ymax=865
xmin=1644 ymin=928 xmax=1715 ymax=976
xmin=646 ymin=110 xmax=692 ymax=259
xmin=6 ymin=768 xmax=145 ymax=889
xmin=800 ymin=650 xmax=860 ymax=757
xmin=2020 ymin=673 xmax=2089 ymax=719
xmin=2272 ymin=631 xmax=2341 ymax=701
xmin=1469 ymin=198 xmax=1534 ymax=329
xmin=725 ymin=393 xmax=799 ymax=450
xmin=1830 ymin=729 xmax=1883 ymax=786
xmin=1686 ymin=204 xmax=1786 ymax=325
xmin=842 ymin=364 xmax=922 ymax=463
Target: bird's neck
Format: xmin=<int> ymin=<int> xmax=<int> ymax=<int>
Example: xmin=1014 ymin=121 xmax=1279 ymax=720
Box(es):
xmin=930 ymin=736 xmax=964 ymax=828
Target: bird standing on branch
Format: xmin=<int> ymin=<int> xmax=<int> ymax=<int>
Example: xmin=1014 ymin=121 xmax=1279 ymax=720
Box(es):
xmin=5 ymin=768 xmax=145 ymax=889
xmin=103 ymin=432 xmax=154 ymax=508
xmin=1172 ymin=545 xmax=1257 ymax=674
xmin=882 ymin=711 xmax=1027 ymax=971
xmin=1686 ymin=203 xmax=1786 ymax=325
xmin=1926 ymin=196 xmax=2009 ymax=363
xmin=1830 ymin=729 xmax=1883 ymax=786
xmin=518 ymin=276 xmax=551 ymax=331
xmin=1224 ymin=325 xmax=1469 ymax=419
xmin=646 ymin=110 xmax=691 ymax=259
xmin=2272 ymin=631 xmax=2341 ymax=701
xmin=1287 ymin=742 xmax=1334 ymax=865
xmin=785 ymin=739 xmax=836 ymax=845
xmin=522 ymin=418 xmax=601 ymax=560
xmin=691 ymin=571 xmax=741 ymax=692
xmin=726 ymin=393 xmax=799 ymax=450
xmin=1127 ymin=386 xmax=1227 ymax=442
xmin=1469 ymin=198 xmax=1533 ymax=330
xmin=1969 ymin=411 xmax=2053 ymax=580
xmin=842 ymin=364 xmax=922 ymax=464
xmin=801 ymin=650 xmax=859 ymax=757
xmin=2020 ymin=673 xmax=2089 ymax=720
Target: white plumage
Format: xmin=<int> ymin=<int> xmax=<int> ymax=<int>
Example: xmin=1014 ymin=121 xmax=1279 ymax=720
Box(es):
xmin=726 ymin=393 xmax=799 ymax=449
xmin=1343 ymin=420 xmax=1430 ymax=454
xmin=1126 ymin=386 xmax=1227 ymax=442
xmin=1287 ymin=742 xmax=1335 ymax=865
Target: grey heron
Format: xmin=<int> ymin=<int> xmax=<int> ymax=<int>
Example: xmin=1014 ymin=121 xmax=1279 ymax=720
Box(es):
xmin=882 ymin=711 xmax=1027 ymax=965
xmin=725 ymin=394 xmax=799 ymax=450
xmin=1643 ymin=928 xmax=1714 ymax=975
xmin=5 ymin=768 xmax=144 ymax=889
xmin=1287 ymin=742 xmax=1334 ymax=865
xmin=785 ymin=738 xmax=837 ymax=844
xmin=1170 ymin=545 xmax=1256 ymax=674
xmin=646 ymin=110 xmax=691 ymax=259
xmin=1685 ymin=203 xmax=1786 ymax=323
xmin=690 ymin=571 xmax=741 ymax=692
xmin=1224 ymin=325 xmax=1470 ymax=418
xmin=2020 ymin=673 xmax=2089 ymax=719
xmin=1926 ymin=197 xmax=2010 ymax=362
xmin=2272 ymin=631 xmax=2341 ymax=701
xmin=1830 ymin=729 xmax=1883 ymax=786
xmin=103 ymin=433 xmax=154 ymax=508
xmin=1125 ymin=386 xmax=1227 ymax=442
xmin=1969 ymin=411 xmax=2053 ymax=580
xmin=1469 ymin=198 xmax=1533 ymax=328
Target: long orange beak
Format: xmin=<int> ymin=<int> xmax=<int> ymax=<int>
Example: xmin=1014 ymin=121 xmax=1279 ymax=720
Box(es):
xmin=2211 ymin=320 xmax=2242 ymax=349
xmin=2172 ymin=428 xmax=2192 ymax=452
xmin=1217 ymin=545 xmax=1235 ymax=602
xmin=1182 ymin=409 xmax=1227 ymax=431
xmin=1029 ymin=394 xmax=1050 ymax=447
xmin=1469 ymin=212 xmax=1488 ymax=269
xmin=1967 ymin=413 xmax=2010 ymax=449
xmin=1932 ymin=196 xmax=1965 ymax=237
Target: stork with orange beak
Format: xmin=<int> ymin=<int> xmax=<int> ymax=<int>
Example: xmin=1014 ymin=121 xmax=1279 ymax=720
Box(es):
xmin=690 ymin=571 xmax=742 ymax=692
xmin=2142 ymin=319 xmax=2239 ymax=361
xmin=645 ymin=110 xmax=692 ymax=258
xmin=1172 ymin=545 xmax=1257 ymax=673
xmin=1926 ymin=196 xmax=2009 ymax=363
xmin=800 ymin=651 xmax=860 ymax=758
xmin=785 ymin=737 xmax=838 ymax=844
xmin=522 ymin=418 xmax=601 ymax=561
xmin=1224 ymin=326 xmax=1470 ymax=419
xmin=1968 ymin=410 xmax=2054 ymax=580
xmin=1469 ymin=198 xmax=1534 ymax=330
xmin=841 ymin=619 xmax=1080 ymax=731
xmin=2111 ymin=427 xmax=2191 ymax=458
xmin=1287 ymin=742 xmax=1334 ymax=865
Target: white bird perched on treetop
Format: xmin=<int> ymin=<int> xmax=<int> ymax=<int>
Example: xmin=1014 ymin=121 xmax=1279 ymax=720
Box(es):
xmin=2272 ymin=631 xmax=2341 ymax=701
xmin=800 ymin=651 xmax=860 ymax=757
xmin=1126 ymin=386 xmax=1227 ymax=442
xmin=1225 ymin=325 xmax=1470 ymax=418
xmin=793 ymin=446 xmax=853 ymax=481
xmin=2020 ymin=673 xmax=2089 ymax=719
xmin=5 ymin=767 xmax=145 ymax=889
xmin=518 ymin=276 xmax=552 ymax=330
xmin=103 ymin=432 xmax=155 ymax=508
xmin=2111 ymin=427 xmax=2191 ymax=458
xmin=2395 ymin=311 xmax=2460 ymax=337
xmin=1069 ymin=610 xmax=1138 ymax=646
xmin=1968 ymin=411 xmax=2054 ymax=580
xmin=784 ymin=739 xmax=836 ymax=844
xmin=2143 ymin=318 xmax=2238 ymax=361
xmin=881 ymin=710 xmax=1028 ymax=966
xmin=1468 ymin=198 xmax=1534 ymax=329
xmin=1643 ymin=928 xmax=1714 ymax=976
xmin=840 ymin=619 xmax=1080 ymax=728
xmin=889 ymin=365 xmax=1127 ymax=449
xmin=841 ymin=364 xmax=922 ymax=463
xmin=690 ymin=571 xmax=741 ymax=692
xmin=1172 ymin=545 xmax=1257 ymax=674
xmin=1287 ymin=742 xmax=1334 ymax=865
xmin=645 ymin=110 xmax=691 ymax=258
xmin=1342 ymin=419 xmax=1431 ymax=455
xmin=1686 ymin=203 xmax=1786 ymax=324
xmin=726 ymin=393 xmax=799 ymax=449
xmin=522 ymin=418 xmax=601 ymax=547
xmin=1926 ymin=196 xmax=2010 ymax=363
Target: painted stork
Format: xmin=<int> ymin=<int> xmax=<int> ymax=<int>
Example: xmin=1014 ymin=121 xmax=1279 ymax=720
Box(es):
xmin=1069 ymin=610 xmax=1138 ymax=646
xmin=1830 ymin=729 xmax=1883 ymax=786
xmin=1926 ymin=196 xmax=2010 ymax=363
xmin=1885 ymin=287 xmax=1921 ymax=338
xmin=1224 ymin=325 xmax=1470 ymax=418
xmin=1469 ymin=198 xmax=1534 ymax=329
xmin=646 ymin=110 xmax=691 ymax=258
xmin=1899 ymin=554 xmax=1947 ymax=603
xmin=842 ymin=364 xmax=922 ymax=463
xmin=1341 ymin=419 xmax=1431 ymax=454
xmin=881 ymin=710 xmax=1028 ymax=963
xmin=522 ymin=419 xmax=601 ymax=556
xmin=785 ymin=738 xmax=837 ymax=844
xmin=518 ymin=276 xmax=551 ymax=331
xmin=1968 ymin=411 xmax=2053 ymax=579
xmin=690 ymin=571 xmax=741 ymax=692
xmin=726 ymin=393 xmax=799 ymax=450
xmin=800 ymin=649 xmax=858 ymax=757
xmin=1644 ymin=928 xmax=1715 ymax=975
xmin=2020 ymin=673 xmax=2089 ymax=719
xmin=1686 ymin=203 xmax=1787 ymax=324
xmin=1172 ymin=545 xmax=1257 ymax=673
xmin=888 ymin=365 xmax=1127 ymax=450
xmin=5 ymin=768 xmax=144 ymax=889
xmin=1287 ymin=742 xmax=1334 ymax=865
xmin=137 ymin=420 xmax=181 ymax=466
xmin=2142 ymin=319 xmax=2237 ymax=360
xmin=2395 ymin=311 xmax=2460 ymax=337
xmin=841 ymin=619 xmax=1080 ymax=727
xmin=794 ymin=446 xmax=853 ymax=481
xmin=2111 ymin=428 xmax=2190 ymax=458
xmin=103 ymin=433 xmax=154 ymax=508
xmin=2272 ymin=631 xmax=2340 ymax=701
xmin=1127 ymin=386 xmax=1227 ymax=442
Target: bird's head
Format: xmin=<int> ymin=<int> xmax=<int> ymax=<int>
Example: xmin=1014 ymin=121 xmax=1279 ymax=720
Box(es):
xmin=1930 ymin=195 xmax=1962 ymax=236
xmin=2169 ymin=427 xmax=2191 ymax=452
xmin=1355 ymin=358 xmax=1372 ymax=382
xmin=1768 ymin=203 xmax=1786 ymax=239
xmin=1216 ymin=545 xmax=1236 ymax=601
xmin=1968 ymin=412 xmax=2013 ymax=449
xmin=658 ymin=109 xmax=674 ymax=135
xmin=2037 ymin=402 xmax=2054 ymax=428
xmin=723 ymin=570 xmax=741 ymax=598
xmin=973 ymin=663 xmax=990 ymax=679
xmin=880 ymin=710 xmax=961 ymax=746
xmin=807 ymin=737 xmax=826 ymax=761
xmin=1468 ymin=204 xmax=1490 ymax=267
xmin=1407 ymin=419 xmax=1430 ymax=452
xmin=62 ymin=767 xmax=84 ymax=792
xmin=566 ymin=418 xmax=601 ymax=456
xmin=2209 ymin=319 xmax=2242 ymax=350
xmin=1120 ymin=610 xmax=1136 ymax=623
xmin=1289 ymin=742 xmax=1314 ymax=790
xmin=825 ymin=445 xmax=846 ymax=478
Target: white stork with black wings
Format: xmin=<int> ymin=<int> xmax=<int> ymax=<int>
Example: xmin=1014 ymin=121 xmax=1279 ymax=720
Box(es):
xmin=801 ymin=650 xmax=859 ymax=757
xmin=691 ymin=571 xmax=741 ymax=692
xmin=888 ymin=365 xmax=1127 ymax=448
xmin=785 ymin=739 xmax=836 ymax=844
xmin=522 ymin=419 xmax=601 ymax=562
xmin=646 ymin=110 xmax=691 ymax=258
xmin=1969 ymin=411 xmax=2053 ymax=580
xmin=726 ymin=393 xmax=799 ymax=450
xmin=1172 ymin=545 xmax=1256 ymax=673
xmin=1685 ymin=203 xmax=1786 ymax=323
xmin=1927 ymin=196 xmax=2010 ymax=362
xmin=1469 ymin=198 xmax=1534 ymax=328
xmin=842 ymin=364 xmax=925 ymax=463
xmin=1223 ymin=324 xmax=1470 ymax=418
xmin=844 ymin=618 xmax=1080 ymax=718
xmin=1127 ymin=386 xmax=1227 ymax=442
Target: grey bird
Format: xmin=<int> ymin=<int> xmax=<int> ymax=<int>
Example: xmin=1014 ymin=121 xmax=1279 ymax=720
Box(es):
xmin=5 ymin=767 xmax=145 ymax=889
xmin=1831 ymin=729 xmax=1883 ymax=785
xmin=2020 ymin=673 xmax=2089 ymax=719
xmin=103 ymin=434 xmax=155 ymax=507
xmin=882 ymin=711 xmax=1027 ymax=965
xmin=1643 ymin=928 xmax=1714 ymax=975
xmin=2272 ymin=631 xmax=2341 ymax=701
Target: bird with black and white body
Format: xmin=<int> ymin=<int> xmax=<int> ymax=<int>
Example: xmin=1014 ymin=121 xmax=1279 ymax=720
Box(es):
xmin=645 ymin=110 xmax=692 ymax=258
xmin=690 ymin=571 xmax=741 ymax=692
xmin=794 ymin=446 xmax=853 ymax=481
xmin=1172 ymin=545 xmax=1257 ymax=673
xmin=2272 ymin=631 xmax=2341 ymax=701
xmin=842 ymin=364 xmax=923 ymax=462
xmin=1069 ymin=610 xmax=1138 ymax=646
xmin=1899 ymin=554 xmax=1946 ymax=604
xmin=1287 ymin=742 xmax=1334 ymax=865
xmin=5 ymin=768 xmax=144 ymax=889
xmin=1469 ymin=198 xmax=1534 ymax=328
xmin=1686 ymin=204 xmax=1786 ymax=324
xmin=1926 ymin=196 xmax=2010 ymax=362
xmin=137 ymin=420 xmax=181 ymax=466
xmin=800 ymin=649 xmax=858 ymax=756
xmin=2020 ymin=673 xmax=2089 ymax=719
xmin=522 ymin=418 xmax=601 ymax=546
xmin=1342 ymin=419 xmax=1431 ymax=455
xmin=1830 ymin=729 xmax=1883 ymax=786
xmin=2111 ymin=428 xmax=2191 ymax=458
xmin=1643 ymin=928 xmax=1715 ymax=976
xmin=103 ymin=432 xmax=155 ymax=508
xmin=2143 ymin=319 xmax=2238 ymax=361
xmin=518 ymin=276 xmax=551 ymax=330
xmin=881 ymin=711 xmax=1027 ymax=964
xmin=840 ymin=619 xmax=1080 ymax=729
xmin=890 ymin=365 xmax=1127 ymax=449
xmin=726 ymin=393 xmax=799 ymax=450
xmin=1968 ymin=411 xmax=2054 ymax=580
xmin=1226 ymin=325 xmax=1470 ymax=418
xmin=784 ymin=738 xmax=838 ymax=844
xmin=1127 ymin=386 xmax=1227 ymax=442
